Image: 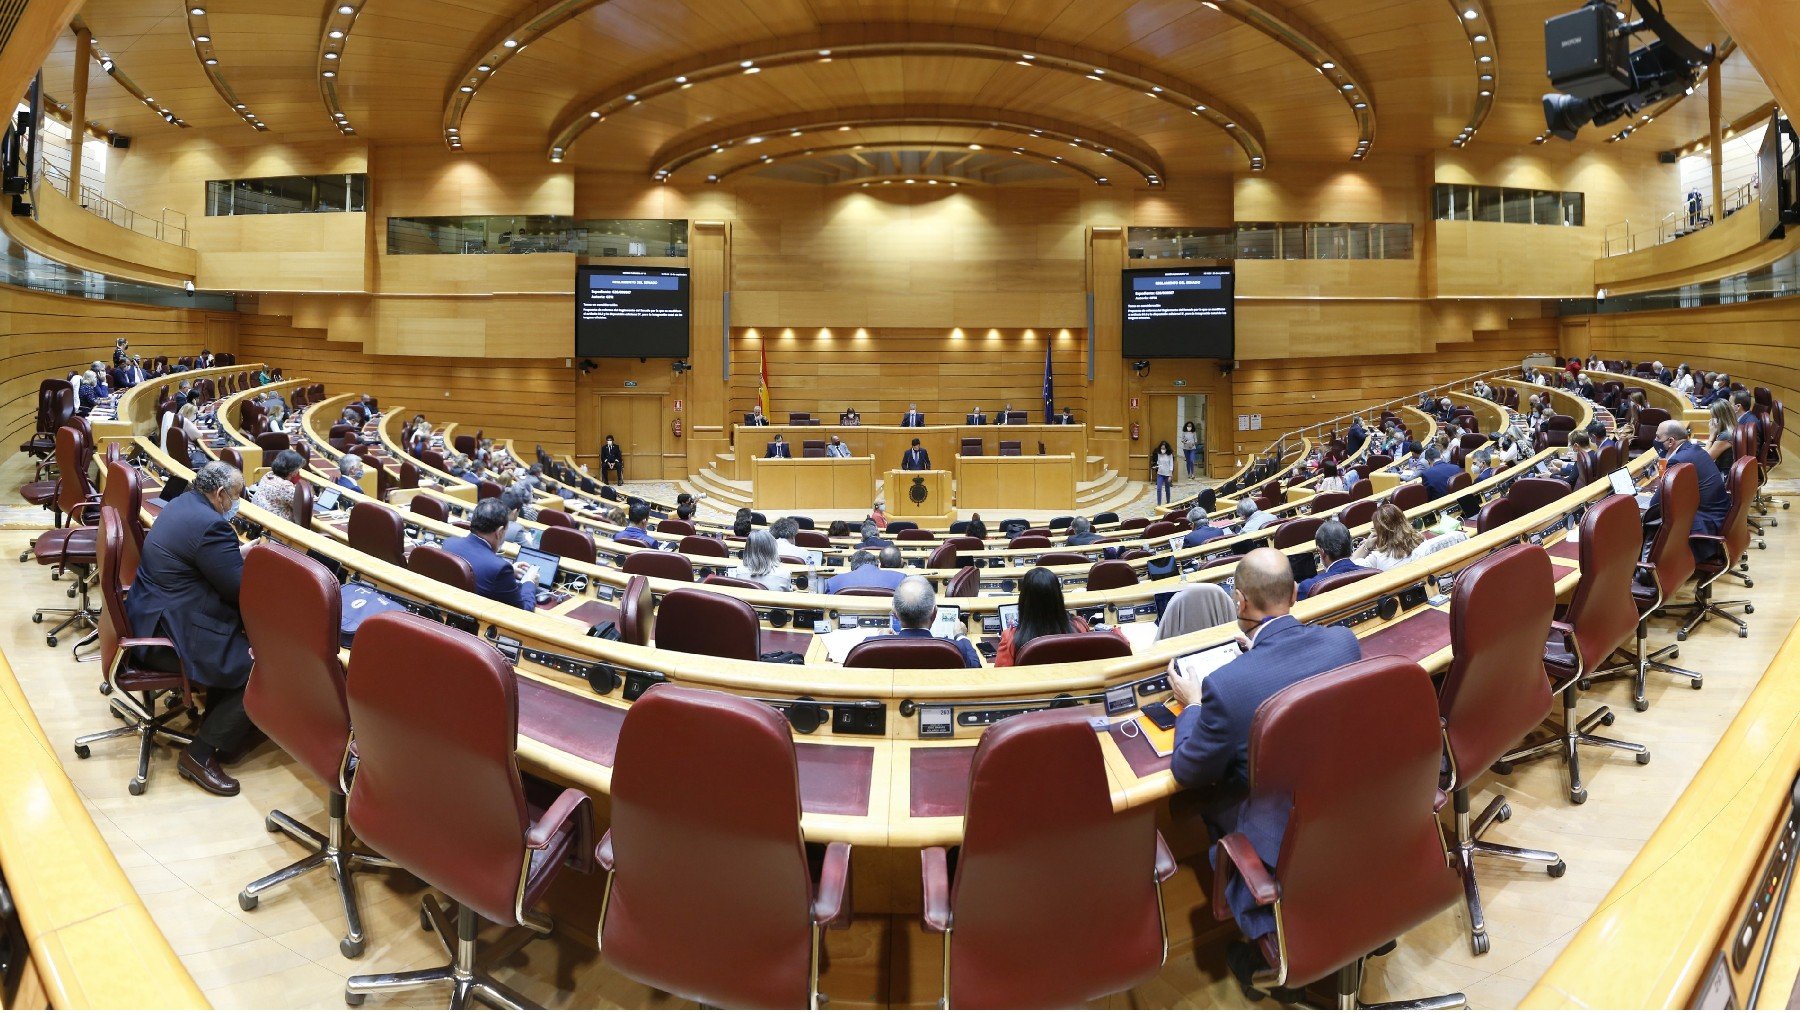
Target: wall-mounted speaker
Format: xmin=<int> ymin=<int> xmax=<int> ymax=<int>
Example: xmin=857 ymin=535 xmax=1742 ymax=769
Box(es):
xmin=110 ymin=135 xmax=130 ymax=149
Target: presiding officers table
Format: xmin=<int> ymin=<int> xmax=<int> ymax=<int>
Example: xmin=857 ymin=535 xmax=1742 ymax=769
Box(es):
xmin=956 ymin=454 xmax=1078 ymax=510
xmin=730 ymin=423 xmax=1090 ymax=483
xmin=751 ymin=455 xmax=878 ymax=510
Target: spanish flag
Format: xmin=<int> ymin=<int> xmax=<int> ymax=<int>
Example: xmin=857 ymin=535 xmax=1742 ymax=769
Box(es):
xmin=758 ymin=341 xmax=772 ymax=418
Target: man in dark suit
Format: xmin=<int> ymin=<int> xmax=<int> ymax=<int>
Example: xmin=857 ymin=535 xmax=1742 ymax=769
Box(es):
xmin=1181 ymin=505 xmax=1232 ymax=548
xmin=1296 ymin=521 xmax=1371 ymax=599
xmin=901 ymin=403 xmax=925 ymax=427
xmin=901 ymin=438 xmax=931 ymax=471
xmin=600 ymin=434 xmax=624 ymax=483
xmin=1347 ymin=417 xmax=1367 ymax=454
xmin=1647 ymin=421 xmax=1730 ymax=535
xmin=859 ymin=576 xmax=981 ymax=667
xmin=125 ymin=461 xmax=257 ymax=796
xmin=1733 ymin=391 xmax=1763 ymax=458
xmin=822 ymin=548 xmax=908 ymax=594
xmin=966 ymin=407 xmax=986 ymax=426
xmin=1167 ymin=548 xmax=1361 ymax=940
xmin=1053 ymin=405 xmax=1076 ymax=424
xmin=765 ymin=435 xmax=792 ymax=459
xmin=994 ymin=403 xmax=1014 ymax=425
xmin=746 ymin=408 xmax=769 ymax=426
xmin=1417 ymin=445 xmax=1463 ymax=499
xmin=1551 ymin=431 xmax=1595 ymax=486
xmin=441 ymin=498 xmax=540 ymax=611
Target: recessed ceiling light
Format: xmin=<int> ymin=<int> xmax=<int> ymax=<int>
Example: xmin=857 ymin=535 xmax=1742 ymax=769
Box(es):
xmin=837 ymin=125 xmax=850 ymax=131
xmin=1472 ymin=33 xmax=1487 ymax=42
xmin=234 ymin=102 xmax=246 ymax=109
xmin=1225 ymin=121 xmax=1236 ymax=128
xmin=905 ymin=178 xmax=915 ymax=183
xmin=740 ymin=59 xmax=754 ymax=68
xmin=625 ymin=94 xmax=637 ymax=101
xmin=1354 ymin=101 xmax=1367 ymax=108
xmin=338 ymin=3 xmax=354 ymax=12
xmin=1480 ymin=73 xmax=1493 ymax=80
xmin=322 ymin=69 xmax=335 ymax=77
xmin=1341 ymin=83 xmax=1354 ymax=91
xmin=204 ymin=57 xmax=217 ymax=65
xmin=1021 ymin=53 xmax=1035 ymax=60
xmin=502 ymin=38 xmax=518 ymax=48
xmin=747 ymin=136 xmax=763 ymax=144
xmin=477 ymin=63 xmax=491 ymax=72
xmin=459 ymin=85 xmax=473 ymax=92
xmin=330 ymin=30 xmax=345 ymax=39
xmin=1463 ymin=8 xmax=1478 ymax=19
xmin=818 ymin=49 xmax=831 ymax=56
xmin=1195 ymin=104 xmax=1207 ymax=111
xmin=1478 ymin=54 xmax=1491 ymax=62
xmin=789 ymin=130 xmax=802 ymax=136
xmin=325 ymin=51 xmax=339 ymax=59
xmin=968 ymin=143 xmax=981 ymax=150
xmin=195 ymin=34 xmax=209 ymax=42
xmin=1321 ymin=61 xmax=1336 ymax=69
xmin=928 ymin=179 xmax=938 ymax=184
xmin=190 ymin=6 xmax=205 ymax=14
xmin=675 ymin=75 xmax=687 ymax=83
xmin=1478 ymin=89 xmax=1491 ymax=96
xmin=707 ymin=174 xmax=718 ymax=182
xmin=589 ymin=110 xmax=600 ymax=118
xmin=1092 ymin=68 xmax=1104 ymax=75
xmin=744 ymin=66 xmax=760 ymax=74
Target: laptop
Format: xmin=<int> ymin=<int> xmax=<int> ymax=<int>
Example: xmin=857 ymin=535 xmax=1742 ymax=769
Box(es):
xmin=1607 ymin=468 xmax=1636 ymax=497
xmin=315 ymin=487 xmax=341 ymax=512
xmin=516 ymin=546 xmax=561 ymax=588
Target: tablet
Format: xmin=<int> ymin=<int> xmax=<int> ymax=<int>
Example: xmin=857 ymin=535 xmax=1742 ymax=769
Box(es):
xmin=1173 ymin=639 xmax=1244 ymax=685
xmin=997 ymin=603 xmax=1019 ymax=630
xmin=931 ymin=606 xmax=960 ymax=639
xmin=516 ymin=546 xmax=561 ymax=587
xmin=1608 ymin=467 xmax=1636 ymax=497
xmin=315 ymin=487 xmax=341 ymax=512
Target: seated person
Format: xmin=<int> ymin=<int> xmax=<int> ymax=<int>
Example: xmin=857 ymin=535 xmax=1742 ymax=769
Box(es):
xmin=769 ymin=516 xmax=803 ymax=560
xmin=827 ymin=519 xmax=851 ymax=539
xmin=825 ymin=435 xmax=852 ymax=458
xmin=1166 ymin=548 xmax=1361 ymax=949
xmin=1054 ymin=405 xmax=1077 ymax=425
xmin=126 ymin=461 xmax=258 ymax=796
xmin=995 ymin=566 xmax=1126 ymax=667
xmin=1314 ymin=461 xmax=1347 ymax=494
xmin=1183 ymin=505 xmax=1233 ymax=547
xmin=1296 ymin=521 xmax=1371 ymax=599
xmin=250 ymin=450 xmax=307 ymax=522
xmin=1547 ymin=431 xmax=1594 ymax=485
xmin=901 ymin=403 xmax=925 ymax=427
xmin=1416 ymin=445 xmax=1462 ymax=499
xmin=765 ymin=434 xmax=792 ymax=459
xmin=901 ymin=438 xmax=931 ymax=471
xmin=1154 ymin=583 xmax=1236 ymax=642
xmin=441 ymin=498 xmax=540 ymax=611
xmin=822 ymin=547 xmax=908 ymax=594
xmin=1470 ymin=448 xmax=1498 ymax=483
xmin=1704 ymin=400 xmax=1736 ymax=472
xmin=619 ymin=499 xmax=654 ymax=544
xmin=1646 ymin=421 xmax=1730 ymax=535
xmin=731 ymin=508 xmax=754 ymax=538
xmin=840 ymin=406 xmax=861 ymax=425
xmin=966 ymin=406 xmax=987 ymax=425
xmin=1065 ymin=516 xmax=1101 ymax=546
xmin=675 ymin=499 xmax=698 ymax=524
xmin=994 ymin=403 xmax=1015 ymax=425
xmin=861 ymin=576 xmax=981 ymax=668
xmin=746 ymin=407 xmax=769 ymax=426
xmin=1352 ymin=503 xmax=1467 ymax=571
xmin=1234 ymin=497 xmax=1277 ymax=533
xmin=869 ymin=500 xmax=888 ymax=529
xmin=334 ymin=454 xmax=365 ymax=494
xmin=600 ymin=434 xmax=624 ymax=483
xmin=499 ymin=486 xmax=539 ymax=548
xmin=727 ymin=530 xmax=795 ymax=592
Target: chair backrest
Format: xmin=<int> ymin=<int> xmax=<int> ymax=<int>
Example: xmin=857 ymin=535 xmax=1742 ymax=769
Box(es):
xmin=1348 ymin=478 xmax=1373 ymax=500
xmin=654 ymin=588 xmax=760 ymax=660
xmin=925 ymin=541 xmax=961 ymax=569
xmin=1364 ymin=453 xmax=1393 ymax=471
xmin=1035 ymin=551 xmax=1089 ymax=568
xmin=95 ymin=507 xmax=135 ymax=680
xmin=347 ymin=500 xmax=407 ymax=568
xmin=219 ymin=446 xmax=247 ymax=475
xmin=1441 ymin=545 xmax=1555 ymax=784
xmin=1544 ymin=414 xmax=1575 ymax=433
xmin=1244 ymin=656 xmax=1459 ymax=986
xmin=602 ymin=685 xmax=816 ymax=1008
xmin=1007 ymin=534 xmax=1051 ymax=550
xmin=344 ymin=612 xmax=531 ymax=927
xmin=1142 ymin=521 xmax=1176 ymax=539
xmin=1644 ymin=463 xmax=1698 ymax=599
xmin=1474 ymin=497 xmax=1521 ymax=535
xmin=1713 ymin=457 xmax=1757 ymax=573
xmin=242 ymin=543 xmax=351 ymax=789
xmin=844 ymin=636 xmax=968 ymax=669
xmin=478 ymin=480 xmax=503 ymax=501
xmin=1446 ymin=470 xmax=1472 ymax=493
xmin=676 ymin=534 xmax=728 ymax=559
xmin=657 ymin=518 xmax=696 ymax=536
xmin=56 ymin=426 xmax=97 ymax=517
xmin=1272 ymin=516 xmax=1325 ymax=550
xmin=946 ymin=565 xmax=980 ymax=598
xmin=701 ymin=573 xmax=761 ymax=589
xmin=1308 ymin=566 xmax=1375 ymax=597
xmin=1637 ymin=407 xmax=1670 ymax=430
xmin=1086 ymin=560 xmax=1138 ymax=591
xmin=419 ymin=449 xmax=449 ymax=474
xmin=884 ymin=520 xmax=918 ymax=534
xmin=1013 ymin=631 xmax=1133 ymax=667
xmin=409 ymin=494 xmax=448 ymax=523
xmin=1341 ymin=499 xmax=1379 ymax=528
xmin=291 ymin=476 xmax=315 ymax=529
xmin=897 ymin=528 xmax=934 ymax=542
xmin=961 ymin=438 xmax=983 ymax=456
xmin=618 ymin=575 xmax=653 ymax=645
xmin=536 ymin=508 xmax=575 ymax=529
xmin=1507 ymin=476 xmax=1571 ymax=516
xmin=998 ymin=441 xmax=1022 ymax=456
xmin=1388 ymin=483 xmax=1427 ymax=511
xmin=1121 ymin=516 xmax=1150 ymax=530
xmin=101 ymin=461 xmax=146 ymax=583
xmin=793 ymin=530 xmax=830 ymax=549
xmin=1308 ymin=492 xmax=1351 ymax=515
xmin=622 ymin=549 xmax=694 ymax=583
xmin=452 ymin=434 xmax=476 ymax=456
xmin=408 ymin=542 xmax=477 ymax=593
xmin=1595 ymin=443 xmax=1623 ymax=474
xmin=947 ymin=710 xmax=1164 ymax=1007
xmin=540 ymin=525 xmax=597 ymax=564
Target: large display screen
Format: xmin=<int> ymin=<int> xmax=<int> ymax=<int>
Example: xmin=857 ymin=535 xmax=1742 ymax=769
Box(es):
xmin=1120 ymin=267 xmax=1235 ymax=359
xmin=575 ymin=266 xmax=690 ymax=357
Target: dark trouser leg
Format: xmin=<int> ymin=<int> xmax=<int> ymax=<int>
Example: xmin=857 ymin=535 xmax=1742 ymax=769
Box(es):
xmin=196 ymin=684 xmax=254 ymax=755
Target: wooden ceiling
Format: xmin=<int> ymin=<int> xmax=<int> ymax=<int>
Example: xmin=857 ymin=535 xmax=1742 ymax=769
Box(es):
xmin=38 ymin=0 xmax=1775 ymax=189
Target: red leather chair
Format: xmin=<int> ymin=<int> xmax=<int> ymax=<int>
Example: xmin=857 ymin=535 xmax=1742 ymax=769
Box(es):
xmin=1086 ymin=559 xmax=1138 ymax=591
xmin=656 ymin=517 xmax=696 ymax=536
xmin=1347 ymin=478 xmax=1374 ymax=501
xmin=477 ymin=480 xmax=502 ymax=502
xmin=1013 ymin=631 xmax=1132 ymax=666
xmin=1593 ymin=462 xmax=1701 ymax=709
xmin=1212 ymin=656 xmax=1464 ymax=1007
xmin=398 ymin=461 xmax=421 ymax=490
xmin=1142 ymin=521 xmax=1177 ymax=539
xmin=256 ymin=431 xmax=291 ymax=469
xmin=19 ymin=378 xmax=73 ymax=465
xmin=237 ymin=544 xmax=395 ymax=957
xmin=409 ymin=494 xmax=449 ymax=524
xmin=920 ymin=710 xmax=1174 ymax=1006
xmin=103 ymin=461 xmax=147 ymax=587
xmin=1121 ymin=516 xmax=1151 ymax=531
xmin=702 ymin=573 xmax=762 ymax=590
xmin=1474 ymin=498 xmax=1521 ymax=535
xmin=655 ymin=588 xmax=760 ymax=660
xmin=540 ymin=525 xmax=597 ymax=565
xmin=898 ymin=528 xmax=935 ymax=542
xmin=347 ymin=501 xmax=407 ymax=568
xmin=1340 ymin=499 xmax=1379 ymax=529
xmin=622 ymin=549 xmax=694 ymax=583
xmin=1272 ymin=516 xmax=1325 ymax=550
xmin=1007 ymin=534 xmax=1051 ymax=550
xmin=844 ymin=636 xmax=967 ymax=668
xmin=342 ymin=612 xmax=591 ymax=1009
xmin=290 ymin=478 xmax=316 ymax=530
xmin=1439 ymin=544 xmax=1565 ymax=955
xmin=793 ymin=529 xmax=830 ymax=549
xmin=72 ymin=507 xmax=195 ymax=796
xmin=219 ymin=446 xmax=247 ymax=476
xmin=1306 ymin=567 xmax=1375 ymax=597
xmin=33 ymin=426 xmax=102 ymax=648
xmin=926 ymin=537 xmax=983 ymax=570
xmin=1388 ymin=483 xmax=1428 ymax=511
xmin=1309 ymin=492 xmax=1351 ymax=515
xmin=597 ymin=685 xmax=851 ymax=1007
xmin=537 ymin=508 xmax=576 ymax=529
xmin=1506 ymin=476 xmax=1571 ymax=516
xmin=675 ymin=534 xmax=726 ymax=560
xmin=1675 ymin=457 xmax=1756 ymax=639
xmin=946 ymin=566 xmax=980 ymax=598
xmin=618 ymin=575 xmax=653 ymax=645
xmin=452 ymin=433 xmax=476 ymax=456
xmin=1497 ymin=495 xmax=1650 ymax=803
xmin=408 ymin=542 xmax=477 ymax=593
xmin=1035 ymin=551 xmax=1089 ymax=568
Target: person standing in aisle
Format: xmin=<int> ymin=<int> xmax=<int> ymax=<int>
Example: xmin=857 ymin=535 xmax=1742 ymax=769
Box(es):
xmin=1179 ymin=421 xmax=1200 ymax=480
xmin=1154 ymin=440 xmax=1176 ymax=505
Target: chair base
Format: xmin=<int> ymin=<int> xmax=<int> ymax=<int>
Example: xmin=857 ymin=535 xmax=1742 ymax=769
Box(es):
xmin=1450 ymin=787 xmax=1564 ymax=956
xmin=1496 ymin=685 xmax=1648 ymax=805
xmin=33 ymin=570 xmax=96 ymax=649
xmin=1588 ymin=619 xmax=1701 ymax=711
xmin=1297 ymin=960 xmax=1466 ymax=1010
xmin=1675 ymin=583 xmax=1752 ymax=640
xmin=345 ymin=896 xmax=550 ymax=1010
xmin=73 ymin=690 xmax=195 ymax=796
xmin=238 ymin=791 xmax=397 ymax=959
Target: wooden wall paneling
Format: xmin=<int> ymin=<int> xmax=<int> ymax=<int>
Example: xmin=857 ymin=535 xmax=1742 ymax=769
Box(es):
xmin=191 ymin=213 xmax=371 ymax=293
xmin=1594 ymin=205 xmax=1800 ymax=295
xmin=685 ymin=220 xmax=729 ymax=474
xmin=1088 ymin=226 xmax=1127 ymax=474
xmin=106 ymin=130 xmax=370 ymax=224
xmin=6 ymin=186 xmax=198 ymax=287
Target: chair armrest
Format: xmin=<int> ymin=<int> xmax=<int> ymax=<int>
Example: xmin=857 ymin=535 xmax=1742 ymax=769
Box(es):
xmin=114 ymin=637 xmax=192 ymax=707
xmin=920 ymin=846 xmax=952 ymax=933
xmin=1154 ymin=832 xmax=1177 ymax=884
xmin=526 ymin=787 xmax=590 ymax=851
xmin=811 ymin=841 xmax=852 ymax=928
xmin=1211 ymin=832 xmax=1280 ymax=924
xmin=594 ymin=829 xmax=613 ymax=873
xmin=1688 ymin=533 xmax=1724 ymax=546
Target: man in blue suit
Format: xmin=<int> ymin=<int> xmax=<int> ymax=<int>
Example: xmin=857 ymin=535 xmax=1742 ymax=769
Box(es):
xmin=1296 ymin=521 xmax=1371 ymax=599
xmin=765 ymin=435 xmax=792 ymax=459
xmin=1167 ymin=548 xmax=1361 ymax=941
xmin=1647 ymin=421 xmax=1730 ymax=535
xmin=1733 ymin=391 xmax=1764 ymax=459
xmin=1181 ymin=505 xmax=1232 ymax=548
xmin=901 ymin=403 xmax=925 ymax=427
xmin=1417 ymin=445 xmax=1463 ymax=499
xmin=441 ymin=498 xmax=540 ymax=611
xmin=822 ymin=548 xmax=908 ymax=594
xmin=901 ymin=438 xmax=931 ymax=471
xmin=126 ymin=461 xmax=257 ymax=796
xmin=1346 ymin=417 xmax=1366 ymax=454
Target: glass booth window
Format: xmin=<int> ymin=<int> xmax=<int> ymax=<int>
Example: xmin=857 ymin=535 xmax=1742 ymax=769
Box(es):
xmin=1433 ymin=183 xmax=1584 ymax=226
xmin=205 ymin=174 xmax=368 ymax=215
xmin=385 ymin=216 xmax=689 ymax=256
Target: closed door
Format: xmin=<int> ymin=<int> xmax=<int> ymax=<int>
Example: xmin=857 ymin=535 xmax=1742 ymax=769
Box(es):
xmin=598 ymin=393 xmax=666 ymax=481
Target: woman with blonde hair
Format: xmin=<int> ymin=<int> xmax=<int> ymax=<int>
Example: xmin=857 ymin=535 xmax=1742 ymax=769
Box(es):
xmin=728 ymin=529 xmax=794 ymax=592
xmin=1705 ymin=399 xmax=1737 ymax=471
xmin=1352 ymin=503 xmax=1424 ymax=571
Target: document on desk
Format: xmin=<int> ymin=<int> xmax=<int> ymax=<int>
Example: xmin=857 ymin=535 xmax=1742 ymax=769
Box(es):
xmin=822 ymin=627 xmax=880 ymax=664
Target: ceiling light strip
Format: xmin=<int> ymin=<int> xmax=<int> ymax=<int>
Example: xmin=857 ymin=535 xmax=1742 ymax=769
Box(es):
xmin=73 ymin=15 xmax=190 ymax=129
xmin=704 ymin=141 xmax=1108 ymax=186
xmin=317 ymin=1 xmax=364 ymax=136
xmin=1447 ymin=0 xmax=1496 ymax=148
xmin=442 ymin=0 xmax=608 ymax=151
xmin=41 ymin=93 xmax=118 ymax=144
xmin=1197 ymin=0 xmax=1373 ymax=159
xmin=183 ymin=7 xmax=264 ymax=131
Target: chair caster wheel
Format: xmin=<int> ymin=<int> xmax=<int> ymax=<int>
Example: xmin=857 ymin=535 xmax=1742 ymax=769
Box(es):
xmin=1748 ymin=576 xmax=1758 ymax=585
xmin=32 ymin=612 xmax=42 ymax=623
xmin=73 ymin=744 xmax=89 ymax=759
xmin=1637 ymin=750 xmax=1653 ymax=765
xmin=1746 ymin=603 xmax=1755 ymax=613
xmin=1675 ymin=630 xmax=1686 ymax=642
xmin=98 ymin=681 xmax=109 ymax=695
xmin=239 ymin=891 xmax=258 ymax=911
xmin=1491 ymin=760 xmax=1513 ymax=775
xmin=1470 ymin=931 xmax=1490 ymax=956
xmin=46 ymin=636 xmax=57 ymax=647
xmin=1693 ymin=676 xmax=1705 ymax=688
xmin=1601 ymin=711 xmax=1616 ymax=726
xmin=1634 ymin=697 xmax=1649 ymax=712
xmin=128 ymin=779 xmax=145 ymax=796
xmin=1669 ymin=648 xmax=1679 ymax=659
xmin=1739 ymin=628 xmax=1749 ymax=638
xmin=340 ymin=937 xmax=364 ymax=959
xmin=420 ymin=905 xmax=433 ymax=932
xmin=1497 ymin=803 xmax=1512 ymax=822
xmin=344 ymin=990 xmax=365 ymax=1007
xmin=1571 ymin=787 xmax=1588 ymax=805
xmin=1578 ymin=679 xmax=1592 ymax=691
xmin=1548 ymin=860 xmax=1567 ymax=878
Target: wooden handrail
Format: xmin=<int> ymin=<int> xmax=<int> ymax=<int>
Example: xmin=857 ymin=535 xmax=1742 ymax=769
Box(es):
xmin=0 ymin=654 xmax=207 ymax=1008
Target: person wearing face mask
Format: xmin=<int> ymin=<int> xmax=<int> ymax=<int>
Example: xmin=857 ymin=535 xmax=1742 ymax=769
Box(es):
xmin=1164 ymin=548 xmax=1362 ymax=964
xmin=600 ymin=433 xmax=624 ymax=483
xmin=1645 ymin=420 xmax=1730 ymax=536
xmin=124 ymin=461 xmax=259 ymax=796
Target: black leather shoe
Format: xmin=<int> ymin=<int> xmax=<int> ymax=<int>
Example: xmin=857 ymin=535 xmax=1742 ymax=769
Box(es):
xmin=178 ymin=747 xmax=240 ymax=797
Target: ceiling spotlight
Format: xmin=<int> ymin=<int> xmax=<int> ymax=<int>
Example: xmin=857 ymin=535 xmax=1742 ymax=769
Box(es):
xmin=190 ymin=6 xmax=205 ymax=14
xmin=1021 ymin=53 xmax=1035 ymax=60
xmin=204 ymin=57 xmax=217 ymax=65
xmin=1341 ymin=83 xmax=1354 ymax=91
xmin=1151 ymin=85 xmax=1163 ymax=93
xmin=1321 ymin=61 xmax=1336 ymax=69
xmin=706 ymin=174 xmax=718 ymax=182
xmin=675 ymin=75 xmax=687 ymax=83
xmin=1096 ymin=177 xmax=1108 ymax=184
xmin=968 ymin=143 xmax=981 ymax=150
xmin=1478 ymin=89 xmax=1491 ymax=96
xmin=1463 ymin=8 xmax=1477 ymax=18
xmin=1477 ymin=54 xmax=1490 ymax=62
xmin=1480 ymin=73 xmax=1493 ymax=80
xmin=1195 ymin=104 xmax=1207 ymax=111
xmin=331 ymin=30 xmax=346 ymax=39
xmin=324 ymin=51 xmax=339 ymax=59
xmin=477 ymin=63 xmax=490 ymax=71
xmin=740 ymin=59 xmax=754 ymax=68
xmin=905 ymin=178 xmax=915 ymax=183
xmin=101 ymin=57 xmax=115 ymax=72
xmin=747 ymin=136 xmax=763 ymax=144
xmin=322 ymin=69 xmax=335 ymax=77
xmin=1354 ymin=101 xmax=1367 ymax=108
xmin=338 ymin=3 xmax=354 ymax=12
xmin=789 ymin=130 xmax=802 ymax=136
xmin=502 ymin=38 xmax=518 ymax=48
xmin=1091 ymin=68 xmax=1105 ymax=75
xmin=1225 ymin=121 xmax=1236 ymax=128
xmin=744 ymin=66 xmax=760 ymax=74
xmin=927 ymin=179 xmax=938 ymax=184
xmin=589 ymin=110 xmax=600 ymax=118
xmin=818 ymin=49 xmax=831 ymax=56
xmin=1472 ymin=33 xmax=1487 ymax=42
xmin=459 ymin=85 xmax=473 ymax=92
xmin=837 ymin=125 xmax=850 ymax=131
xmin=194 ymin=35 xmax=209 ymax=42
xmin=234 ymin=102 xmax=246 ymax=109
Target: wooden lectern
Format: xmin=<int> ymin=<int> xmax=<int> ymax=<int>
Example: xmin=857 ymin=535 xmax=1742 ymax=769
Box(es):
xmin=885 ymin=469 xmax=954 ymax=527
